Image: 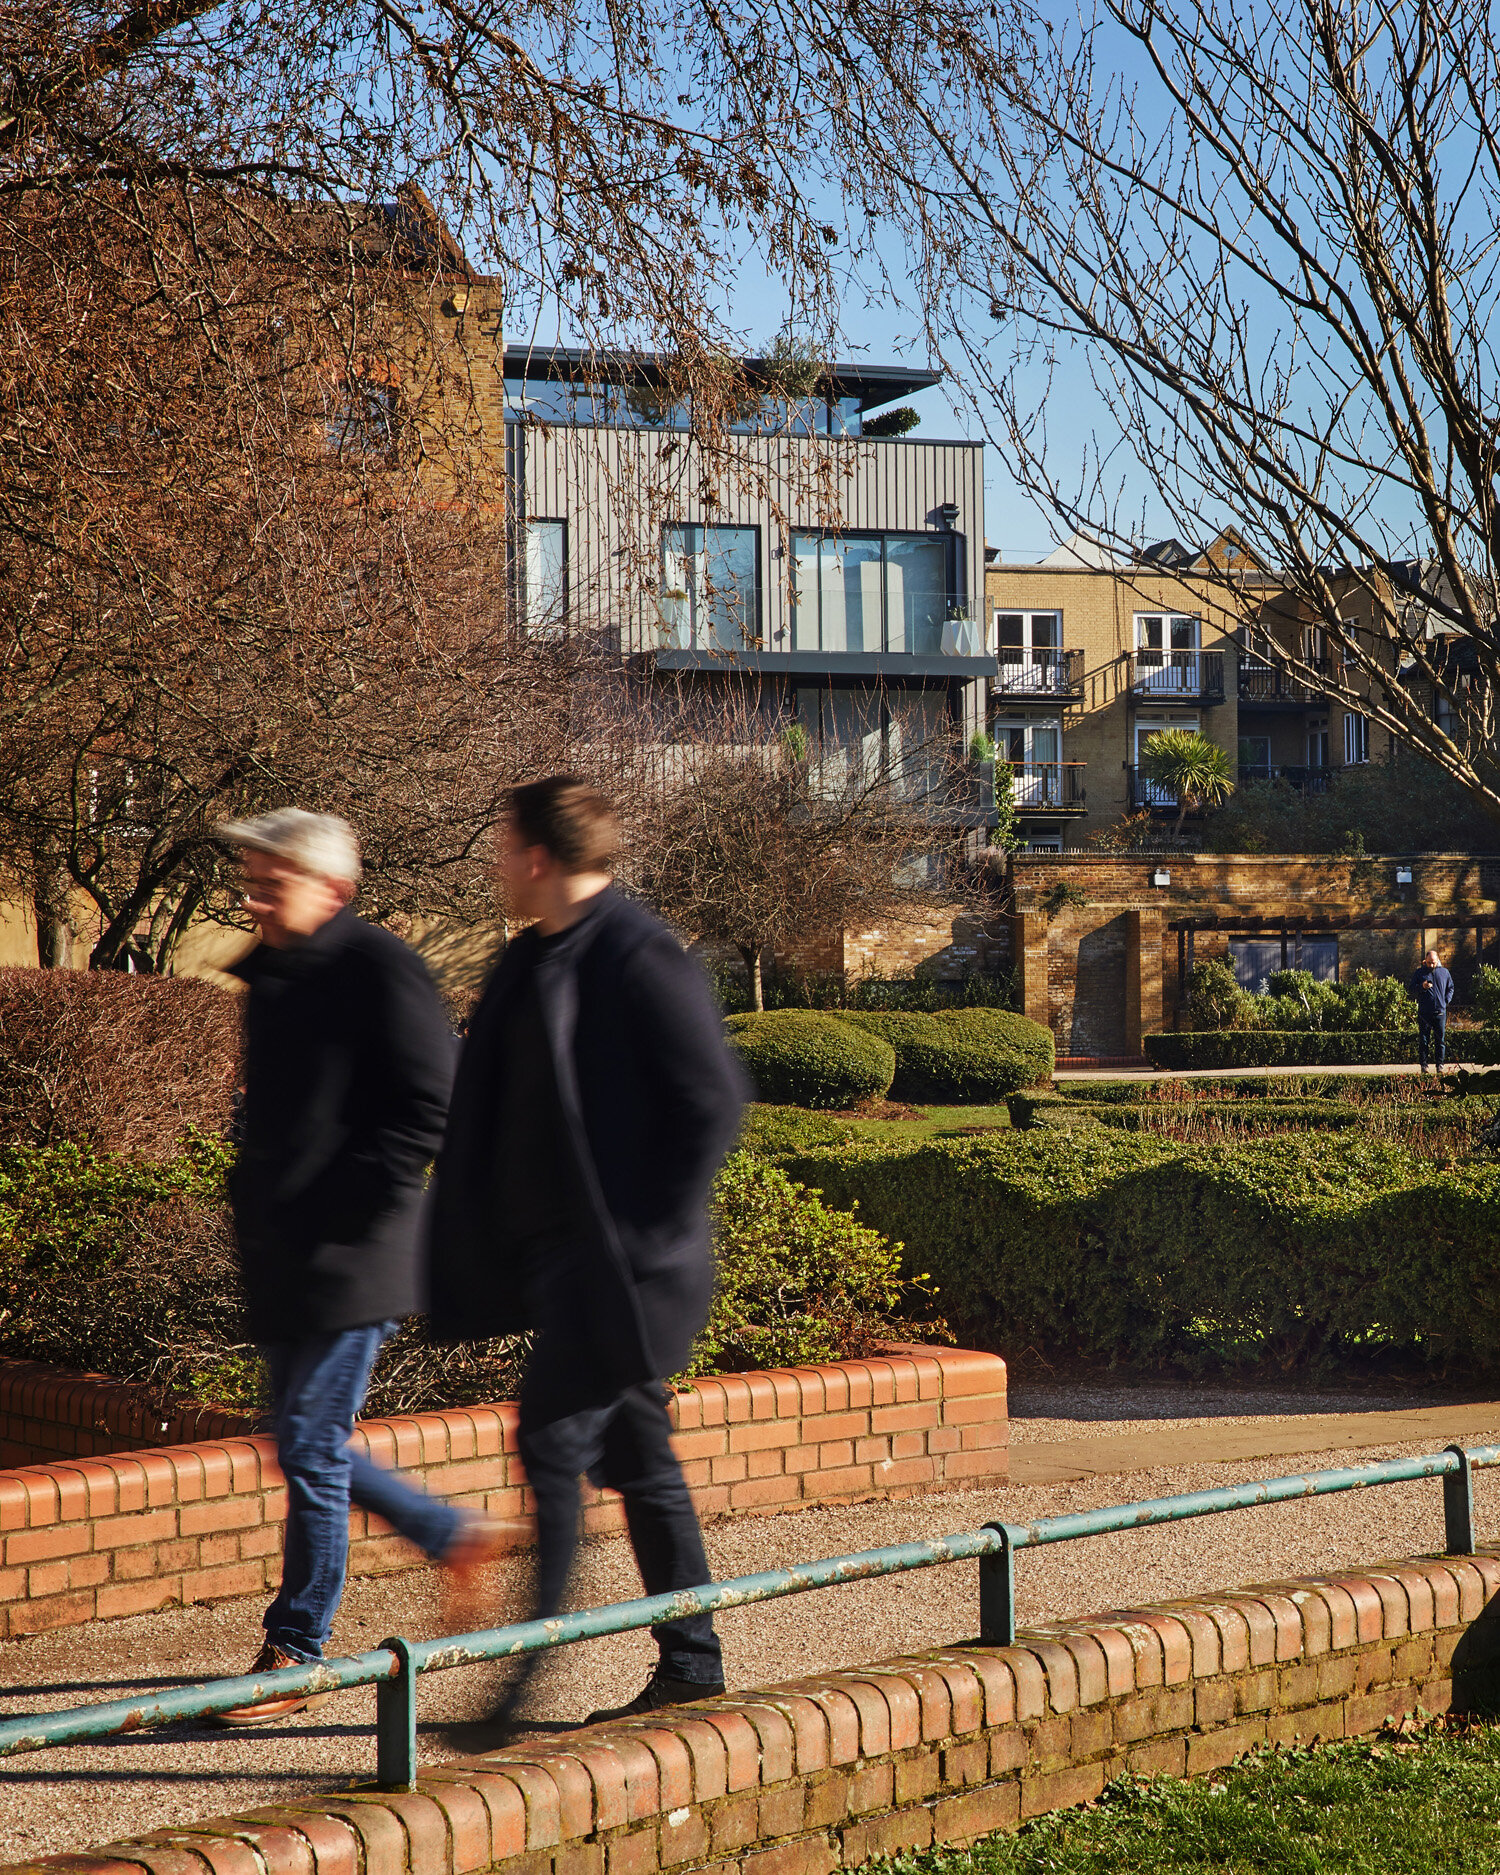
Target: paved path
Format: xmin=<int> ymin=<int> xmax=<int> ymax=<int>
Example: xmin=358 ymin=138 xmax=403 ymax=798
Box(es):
xmin=1055 ymin=1062 xmax=1433 ymax=1082
xmin=2 ymin=1384 xmax=1498 ymax=1864
xmin=1011 ymin=1399 xmax=1500 ymax=1484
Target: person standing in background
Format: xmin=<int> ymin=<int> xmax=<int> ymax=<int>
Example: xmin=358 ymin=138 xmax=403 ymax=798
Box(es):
xmin=213 ymin=809 xmax=501 ymax=1725
xmin=1408 ymin=946 xmax=1456 ymax=1076
xmin=427 ymin=777 xmax=747 ymax=1727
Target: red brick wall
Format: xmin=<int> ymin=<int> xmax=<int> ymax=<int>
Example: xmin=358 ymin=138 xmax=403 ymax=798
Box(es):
xmin=12 ymin=1545 xmax=1500 ymax=1875
xmin=0 ymin=1360 xmax=253 ymax=1469
xmin=0 ymin=1346 xmax=1006 ymax=1638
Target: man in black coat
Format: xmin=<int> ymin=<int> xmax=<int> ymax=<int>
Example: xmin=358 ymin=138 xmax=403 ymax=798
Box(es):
xmin=215 ymin=809 xmax=499 ymax=1724
xmin=427 ymin=776 xmax=747 ymax=1722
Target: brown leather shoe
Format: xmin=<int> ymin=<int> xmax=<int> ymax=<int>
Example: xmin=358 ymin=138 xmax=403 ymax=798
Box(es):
xmin=209 ymin=1641 xmax=332 ymax=1727
xmin=441 ymin=1517 xmax=511 ymax=1631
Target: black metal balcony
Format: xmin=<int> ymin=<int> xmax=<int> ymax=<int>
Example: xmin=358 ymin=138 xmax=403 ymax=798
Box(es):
xmin=1237 ymin=763 xmax=1336 ymax=794
xmin=1238 ymin=658 xmax=1331 ymax=706
xmin=1127 ymin=649 xmax=1225 ymax=703
xmin=992 ymin=648 xmax=1085 ymax=700
xmin=997 ymin=761 xmax=1088 ymax=814
xmin=1126 ymin=766 xmax=1209 ymax=813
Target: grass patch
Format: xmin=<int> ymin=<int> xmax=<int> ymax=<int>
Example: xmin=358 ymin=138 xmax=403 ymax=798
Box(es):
xmin=882 ymin=1722 xmax=1500 ymax=1875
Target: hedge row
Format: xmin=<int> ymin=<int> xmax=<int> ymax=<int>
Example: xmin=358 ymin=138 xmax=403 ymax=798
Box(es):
xmin=1145 ymin=1030 xmax=1500 ymax=1071
xmin=0 ymin=1140 xmax=938 ymax=1412
xmin=725 ymin=1007 xmax=1053 ymax=1108
xmin=771 ymin=1129 xmax=1500 ymax=1372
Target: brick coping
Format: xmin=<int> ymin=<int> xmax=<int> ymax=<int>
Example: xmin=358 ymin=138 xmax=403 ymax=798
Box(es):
xmin=5 ymin=1544 xmax=1497 ymax=1875
xmin=0 ymin=1346 xmax=1007 ymax=1638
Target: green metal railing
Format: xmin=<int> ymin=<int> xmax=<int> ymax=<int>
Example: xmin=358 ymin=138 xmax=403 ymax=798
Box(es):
xmin=0 ymin=1442 xmax=1493 ymax=1792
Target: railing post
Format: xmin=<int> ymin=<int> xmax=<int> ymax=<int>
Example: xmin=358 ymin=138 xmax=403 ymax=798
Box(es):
xmin=376 ymin=1636 xmax=418 ymax=1791
xmin=1444 ymin=1445 xmax=1476 ymax=1555
xmin=979 ymin=1523 xmax=1016 ymax=1646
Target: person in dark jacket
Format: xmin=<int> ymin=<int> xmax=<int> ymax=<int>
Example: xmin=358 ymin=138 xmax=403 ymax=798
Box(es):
xmin=427 ymin=776 xmax=747 ymax=1725
xmin=215 ymin=809 xmax=501 ymax=1724
xmin=1408 ymin=948 xmax=1456 ymax=1075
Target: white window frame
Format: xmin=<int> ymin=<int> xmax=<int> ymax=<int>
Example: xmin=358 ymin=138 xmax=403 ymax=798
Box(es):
xmin=993 ymin=610 xmax=1064 ymax=690
xmin=994 ymin=715 xmax=1063 ymax=806
xmin=1134 ymin=612 xmax=1201 ymax=695
xmin=521 ymin=517 xmax=567 ymax=632
xmin=1343 ymin=710 xmax=1370 ymax=766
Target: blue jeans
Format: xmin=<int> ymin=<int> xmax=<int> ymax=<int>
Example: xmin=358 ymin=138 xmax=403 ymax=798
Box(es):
xmin=1419 ymin=1014 xmax=1447 ymax=1070
xmin=262 ymin=1322 xmax=462 ymax=1661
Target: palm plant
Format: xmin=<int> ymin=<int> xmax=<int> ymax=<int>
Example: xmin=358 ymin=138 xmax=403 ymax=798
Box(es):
xmin=1139 ymin=730 xmax=1235 ymax=840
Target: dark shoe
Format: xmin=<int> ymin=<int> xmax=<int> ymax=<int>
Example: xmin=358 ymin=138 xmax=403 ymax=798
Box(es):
xmin=586 ymin=1666 xmax=726 ymax=1724
xmin=209 ymin=1640 xmax=332 ymax=1727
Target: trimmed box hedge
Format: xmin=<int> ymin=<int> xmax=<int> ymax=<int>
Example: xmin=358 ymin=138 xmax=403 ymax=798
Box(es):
xmin=771 ymin=1128 xmax=1500 ymax=1373
xmin=1145 ymin=1031 xmax=1500 ymax=1071
xmin=1144 ymin=1030 xmax=1423 ymax=1070
xmin=836 ymin=1007 xmax=1054 ymax=1102
xmin=725 ymin=1010 xmax=897 ymax=1108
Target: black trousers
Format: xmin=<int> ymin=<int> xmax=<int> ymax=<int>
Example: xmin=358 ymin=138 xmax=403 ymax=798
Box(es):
xmin=1419 ymin=1014 xmax=1447 ymax=1070
xmin=516 ymin=1323 xmax=722 ymax=1685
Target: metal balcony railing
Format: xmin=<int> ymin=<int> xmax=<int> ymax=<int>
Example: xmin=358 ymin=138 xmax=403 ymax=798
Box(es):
xmin=1000 ymin=760 xmax=1088 ymax=811
xmin=992 ymin=648 xmax=1085 ymax=697
xmin=1127 ymin=649 xmax=1225 ymax=701
xmin=1237 ymin=763 xmax=1336 ymax=794
xmin=1238 ymin=658 xmax=1332 ymax=704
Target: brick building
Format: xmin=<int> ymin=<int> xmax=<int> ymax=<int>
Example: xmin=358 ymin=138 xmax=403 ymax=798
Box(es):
xmin=1004 ymin=849 xmax=1500 ymax=1058
xmin=984 ymin=532 xmax=1411 ymax=850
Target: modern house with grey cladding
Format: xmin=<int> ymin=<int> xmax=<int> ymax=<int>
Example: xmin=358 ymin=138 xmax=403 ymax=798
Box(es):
xmin=504 ymin=347 xmax=993 ymax=802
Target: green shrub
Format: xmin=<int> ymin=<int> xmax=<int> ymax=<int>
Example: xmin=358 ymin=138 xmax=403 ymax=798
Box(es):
xmin=1084 ymin=1098 xmax=1369 ymax=1134
xmin=774 ymin=1128 xmax=1500 ymax=1373
xmin=838 ymin=1008 xmax=1053 ymax=1102
xmin=1144 ymin=1031 xmax=1422 ymax=1069
xmin=686 ymin=1151 xmax=943 ymax=1375
xmin=0 ymin=1137 xmax=943 ymax=1413
xmin=724 ymin=1010 xmax=896 ymax=1108
xmin=1181 ymin=959 xmax=1254 ymax=1030
xmin=1258 ymin=967 xmax=1416 ymax=1033
xmin=1473 ymin=966 xmax=1500 ymax=1028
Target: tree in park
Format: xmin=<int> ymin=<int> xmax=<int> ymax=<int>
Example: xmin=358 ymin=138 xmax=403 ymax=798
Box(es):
xmin=819 ymin=0 xmax=1500 ymax=826
xmin=0 ymin=4 xmax=960 ymax=967
xmin=1138 ymin=730 xmax=1235 ymax=843
xmin=632 ymin=684 xmax=966 ymax=1011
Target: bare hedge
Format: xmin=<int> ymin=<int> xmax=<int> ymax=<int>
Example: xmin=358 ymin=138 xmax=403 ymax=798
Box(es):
xmin=0 ymin=968 xmax=240 ymax=1155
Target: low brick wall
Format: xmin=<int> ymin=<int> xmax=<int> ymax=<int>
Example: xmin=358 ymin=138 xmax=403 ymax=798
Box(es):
xmin=0 ymin=1360 xmax=252 ymax=1469
xmin=0 ymin=1345 xmax=1005 ymax=1639
xmin=12 ymin=1546 xmax=1500 ymax=1875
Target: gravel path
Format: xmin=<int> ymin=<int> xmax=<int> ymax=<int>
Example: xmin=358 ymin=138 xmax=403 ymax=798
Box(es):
xmin=2 ymin=1383 xmax=1498 ymax=1863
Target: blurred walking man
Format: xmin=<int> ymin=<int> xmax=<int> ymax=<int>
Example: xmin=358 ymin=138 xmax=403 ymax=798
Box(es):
xmin=215 ymin=809 xmax=500 ymax=1724
xmin=1409 ymin=947 xmax=1455 ymax=1076
xmin=427 ymin=777 xmax=746 ymax=1724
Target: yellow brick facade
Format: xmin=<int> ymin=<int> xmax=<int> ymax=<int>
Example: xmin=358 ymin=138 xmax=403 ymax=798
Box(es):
xmin=984 ymin=549 xmax=1401 ymax=846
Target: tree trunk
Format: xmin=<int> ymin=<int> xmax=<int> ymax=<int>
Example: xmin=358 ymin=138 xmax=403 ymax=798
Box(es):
xmin=32 ymin=851 xmax=74 ymax=969
xmin=739 ymin=944 xmax=764 ymax=1012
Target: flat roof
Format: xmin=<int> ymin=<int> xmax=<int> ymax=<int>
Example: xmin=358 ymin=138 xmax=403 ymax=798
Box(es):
xmin=501 ymin=345 xmax=940 ymax=412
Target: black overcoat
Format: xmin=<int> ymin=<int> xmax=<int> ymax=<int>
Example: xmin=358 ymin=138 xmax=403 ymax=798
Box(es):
xmin=425 ymin=887 xmax=747 ymax=1385
xmin=228 ymin=909 xmax=455 ymax=1339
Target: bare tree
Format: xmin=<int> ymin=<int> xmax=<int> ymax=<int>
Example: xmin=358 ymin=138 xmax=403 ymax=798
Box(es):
xmin=792 ymin=0 xmax=1500 ymax=822
xmin=630 ymin=680 xmax=971 ymax=1010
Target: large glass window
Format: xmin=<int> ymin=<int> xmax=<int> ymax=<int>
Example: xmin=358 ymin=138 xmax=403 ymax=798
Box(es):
xmin=795 ymin=683 xmax=952 ymax=800
xmin=521 ymin=518 xmax=567 ymax=631
xmin=791 ymin=532 xmax=951 ymax=655
xmin=659 ymin=525 xmax=760 ymax=652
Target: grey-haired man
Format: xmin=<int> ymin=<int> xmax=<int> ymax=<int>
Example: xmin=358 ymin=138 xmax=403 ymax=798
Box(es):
xmin=214 ymin=810 xmax=500 ymax=1723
